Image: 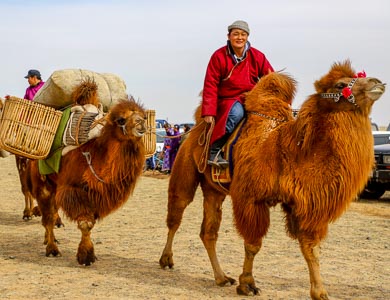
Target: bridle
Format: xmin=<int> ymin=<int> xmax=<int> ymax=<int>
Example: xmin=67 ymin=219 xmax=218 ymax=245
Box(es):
xmin=320 ymin=71 xmax=366 ymax=107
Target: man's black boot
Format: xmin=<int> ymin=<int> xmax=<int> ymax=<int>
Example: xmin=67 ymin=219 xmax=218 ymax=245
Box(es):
xmin=207 ymin=141 xmax=229 ymax=169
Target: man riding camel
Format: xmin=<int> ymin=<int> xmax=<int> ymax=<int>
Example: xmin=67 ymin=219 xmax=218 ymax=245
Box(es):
xmin=201 ymin=20 xmax=274 ymax=168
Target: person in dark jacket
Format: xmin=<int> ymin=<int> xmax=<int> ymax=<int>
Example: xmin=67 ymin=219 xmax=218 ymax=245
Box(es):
xmin=201 ymin=20 xmax=274 ymax=168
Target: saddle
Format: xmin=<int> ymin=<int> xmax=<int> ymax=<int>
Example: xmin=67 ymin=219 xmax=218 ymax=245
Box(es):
xmin=211 ymin=119 xmax=245 ymax=184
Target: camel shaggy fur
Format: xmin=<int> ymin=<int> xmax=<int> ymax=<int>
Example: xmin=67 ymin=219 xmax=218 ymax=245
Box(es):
xmin=160 ymin=61 xmax=385 ymax=299
xmin=29 ymin=83 xmax=147 ymax=265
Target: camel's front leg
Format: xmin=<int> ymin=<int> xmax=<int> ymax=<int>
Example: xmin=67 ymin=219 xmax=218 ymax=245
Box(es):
xmin=298 ymin=234 xmax=329 ymax=300
xmin=236 ymin=242 xmax=261 ymax=295
xmin=200 ymin=189 xmax=235 ymax=286
xmin=159 ymin=191 xmax=188 ymax=269
xmin=77 ymin=219 xmax=97 ymax=266
xmin=160 ymin=153 xmax=199 ymax=270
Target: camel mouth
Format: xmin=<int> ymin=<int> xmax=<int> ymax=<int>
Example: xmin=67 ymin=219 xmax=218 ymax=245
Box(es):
xmin=370 ymin=83 xmax=386 ymax=94
xmin=369 ymin=83 xmax=386 ymax=101
xmin=133 ymin=129 xmax=146 ymax=137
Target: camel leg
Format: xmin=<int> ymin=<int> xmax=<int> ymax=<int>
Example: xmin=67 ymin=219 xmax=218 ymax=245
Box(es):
xmin=14 ymin=156 xmax=33 ymax=220
xmin=39 ymin=194 xmax=61 ymax=257
xmin=159 ymin=152 xmax=199 ymax=269
xmin=282 ymin=204 xmax=329 ymax=300
xmin=200 ymin=187 xmax=236 ymax=286
xmin=29 ymin=161 xmax=60 ymax=257
xmin=298 ymin=233 xmax=329 ymax=300
xmin=236 ymin=242 xmax=262 ymax=295
xmin=23 ymin=192 xmax=34 ymax=220
xmin=232 ymin=199 xmax=270 ymax=295
xmin=77 ymin=218 xmax=97 ymax=266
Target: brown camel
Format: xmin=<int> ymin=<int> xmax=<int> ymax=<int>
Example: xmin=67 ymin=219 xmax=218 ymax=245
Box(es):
xmin=160 ymin=61 xmax=386 ymax=299
xmin=13 ymin=79 xmax=100 ymax=222
xmin=29 ymin=82 xmax=147 ymax=265
xmin=160 ymin=71 xmax=296 ymax=283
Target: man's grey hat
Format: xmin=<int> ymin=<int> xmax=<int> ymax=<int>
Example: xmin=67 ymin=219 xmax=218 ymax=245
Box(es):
xmin=24 ymin=69 xmax=41 ymax=78
xmin=228 ymin=20 xmax=250 ymax=35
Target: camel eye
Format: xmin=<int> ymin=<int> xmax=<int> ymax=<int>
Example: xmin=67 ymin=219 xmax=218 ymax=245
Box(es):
xmin=116 ymin=117 xmax=126 ymax=126
xmin=335 ymin=82 xmax=347 ymax=90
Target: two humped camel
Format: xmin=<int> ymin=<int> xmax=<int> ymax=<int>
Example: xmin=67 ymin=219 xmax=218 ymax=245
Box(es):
xmin=160 ymin=60 xmax=385 ymax=299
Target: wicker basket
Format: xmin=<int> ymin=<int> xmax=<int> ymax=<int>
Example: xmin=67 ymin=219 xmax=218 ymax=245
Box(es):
xmin=0 ymin=97 xmax=63 ymax=159
xmin=143 ymin=109 xmax=156 ymax=158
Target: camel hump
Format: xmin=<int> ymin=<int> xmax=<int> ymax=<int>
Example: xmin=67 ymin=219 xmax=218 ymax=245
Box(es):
xmin=71 ymin=77 xmax=99 ymax=107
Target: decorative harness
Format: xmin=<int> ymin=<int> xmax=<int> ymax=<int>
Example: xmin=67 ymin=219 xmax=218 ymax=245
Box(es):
xmin=247 ymin=111 xmax=288 ymax=123
xmin=320 ymin=71 xmax=366 ymax=107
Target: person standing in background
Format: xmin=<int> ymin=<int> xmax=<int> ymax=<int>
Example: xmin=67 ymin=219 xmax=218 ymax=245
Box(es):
xmin=161 ymin=123 xmax=173 ymax=174
xmin=169 ymin=124 xmax=181 ymax=169
xmin=23 ymin=69 xmax=44 ymax=100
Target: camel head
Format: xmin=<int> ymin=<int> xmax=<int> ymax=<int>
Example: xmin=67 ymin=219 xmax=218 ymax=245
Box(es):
xmin=314 ymin=60 xmax=386 ymax=115
xmin=105 ymin=98 xmax=147 ymax=140
xmin=244 ymin=71 xmax=297 ymax=112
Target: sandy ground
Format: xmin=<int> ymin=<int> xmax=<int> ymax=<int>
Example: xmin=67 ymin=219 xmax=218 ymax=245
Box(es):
xmin=0 ymin=154 xmax=389 ymax=300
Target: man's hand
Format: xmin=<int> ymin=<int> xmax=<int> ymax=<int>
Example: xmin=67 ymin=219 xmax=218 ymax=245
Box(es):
xmin=204 ymin=116 xmax=214 ymax=124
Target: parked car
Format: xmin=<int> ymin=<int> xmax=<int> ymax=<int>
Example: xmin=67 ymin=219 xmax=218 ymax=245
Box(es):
xmin=360 ymin=143 xmax=390 ymax=199
xmin=371 ymin=122 xmax=379 ymax=131
xmin=156 ymin=119 xmax=168 ymax=129
xmin=372 ymin=131 xmax=390 ymax=145
xmin=155 ymin=128 xmax=166 ymax=152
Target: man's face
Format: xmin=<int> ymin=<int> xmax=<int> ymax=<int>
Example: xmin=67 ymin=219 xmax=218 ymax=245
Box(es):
xmin=27 ymin=76 xmax=40 ymax=86
xmin=228 ymin=29 xmax=248 ymax=50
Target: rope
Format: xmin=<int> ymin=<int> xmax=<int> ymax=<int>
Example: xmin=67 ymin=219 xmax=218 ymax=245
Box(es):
xmin=197 ymin=120 xmax=214 ymax=174
xmin=82 ymin=151 xmax=105 ymax=183
xmin=153 ymin=121 xmax=205 ymax=139
xmin=213 ymin=168 xmax=230 ymax=194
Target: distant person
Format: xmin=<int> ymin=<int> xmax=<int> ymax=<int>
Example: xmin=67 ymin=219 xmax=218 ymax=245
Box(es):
xmin=201 ymin=20 xmax=274 ymax=168
xmin=24 ymin=69 xmax=45 ymax=100
xmin=169 ymin=124 xmax=181 ymax=168
xmin=162 ymin=123 xmax=173 ymax=174
xmin=180 ymin=124 xmax=191 ymax=145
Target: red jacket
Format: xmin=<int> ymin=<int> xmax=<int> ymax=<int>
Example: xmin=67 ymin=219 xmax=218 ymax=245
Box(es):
xmin=202 ymin=44 xmax=273 ymax=143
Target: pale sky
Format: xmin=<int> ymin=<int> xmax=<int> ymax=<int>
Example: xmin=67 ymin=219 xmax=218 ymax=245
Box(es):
xmin=1 ymin=0 xmax=389 ymax=126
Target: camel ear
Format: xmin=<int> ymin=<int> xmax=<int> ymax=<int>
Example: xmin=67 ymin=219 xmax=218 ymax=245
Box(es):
xmin=314 ymin=79 xmax=324 ymax=93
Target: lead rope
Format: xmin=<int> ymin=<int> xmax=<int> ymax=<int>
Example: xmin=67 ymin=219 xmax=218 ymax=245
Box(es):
xmin=197 ymin=119 xmax=214 ymax=174
xmin=82 ymin=152 xmax=105 ymax=183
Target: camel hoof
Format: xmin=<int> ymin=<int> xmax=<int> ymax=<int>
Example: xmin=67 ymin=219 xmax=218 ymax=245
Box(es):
xmin=45 ymin=244 xmax=61 ymax=257
xmin=311 ymin=291 xmax=329 ymax=300
xmin=216 ymin=276 xmax=236 ymax=286
xmin=77 ymin=247 xmax=97 ymax=266
xmin=159 ymin=254 xmax=174 ymax=269
xmin=32 ymin=206 xmax=41 ymax=217
xmin=236 ymin=284 xmax=260 ymax=296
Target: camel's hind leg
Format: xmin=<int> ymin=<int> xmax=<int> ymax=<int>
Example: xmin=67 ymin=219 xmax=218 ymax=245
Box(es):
xmin=159 ymin=152 xmax=199 ymax=270
xmin=38 ymin=190 xmax=61 ymax=257
xmin=199 ymin=185 xmax=235 ymax=286
xmin=15 ymin=156 xmax=35 ymax=220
